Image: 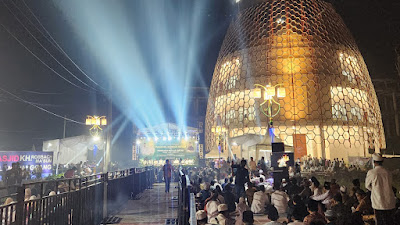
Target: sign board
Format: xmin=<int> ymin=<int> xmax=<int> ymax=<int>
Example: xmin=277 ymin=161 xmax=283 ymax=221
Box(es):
xmin=293 ymin=134 xmax=307 ymax=159
xmin=138 ymin=138 xmax=198 ymax=165
xmin=199 ymin=144 xmax=204 ymax=159
xmin=132 ymin=145 xmax=137 ymax=160
xmin=0 ymin=151 xmax=53 ymax=178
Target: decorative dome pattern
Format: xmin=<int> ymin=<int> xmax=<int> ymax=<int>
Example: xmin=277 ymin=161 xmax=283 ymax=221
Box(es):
xmin=205 ymin=0 xmax=385 ymax=160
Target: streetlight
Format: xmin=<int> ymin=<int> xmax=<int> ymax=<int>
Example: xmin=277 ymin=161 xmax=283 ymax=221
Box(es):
xmin=86 ymin=115 xmax=108 ymax=172
xmin=85 ymin=115 xmax=107 ymax=136
xmin=252 ymin=83 xmax=286 ymax=127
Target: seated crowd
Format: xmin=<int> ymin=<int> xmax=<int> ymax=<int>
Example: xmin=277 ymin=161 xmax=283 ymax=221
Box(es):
xmin=187 ymin=159 xmax=400 ymax=225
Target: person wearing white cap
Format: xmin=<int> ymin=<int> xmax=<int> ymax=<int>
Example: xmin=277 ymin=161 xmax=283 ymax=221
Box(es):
xmin=206 ymin=193 xmax=220 ymax=224
xmin=196 ymin=210 xmax=208 ymax=225
xmin=216 ymin=204 xmax=234 ymax=225
xmin=365 ymin=153 xmax=396 ymax=225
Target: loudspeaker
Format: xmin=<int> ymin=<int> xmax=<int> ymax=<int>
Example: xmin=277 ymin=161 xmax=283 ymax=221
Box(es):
xmin=272 ymin=167 xmax=289 ymax=186
xmin=272 ymin=142 xmax=284 ymax=153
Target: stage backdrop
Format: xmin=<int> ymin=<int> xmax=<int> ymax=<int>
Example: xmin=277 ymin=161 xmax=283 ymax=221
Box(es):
xmin=0 ymin=151 xmax=53 ymax=178
xmin=138 ymin=138 xmax=198 ymax=164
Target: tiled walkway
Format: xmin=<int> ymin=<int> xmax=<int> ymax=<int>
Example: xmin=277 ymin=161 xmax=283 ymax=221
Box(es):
xmin=115 ymin=183 xmax=178 ymax=225
xmin=113 ymin=182 xmax=285 ymax=225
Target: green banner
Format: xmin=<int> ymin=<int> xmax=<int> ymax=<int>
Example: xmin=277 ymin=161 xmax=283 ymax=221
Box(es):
xmin=138 ymin=139 xmax=198 ymax=161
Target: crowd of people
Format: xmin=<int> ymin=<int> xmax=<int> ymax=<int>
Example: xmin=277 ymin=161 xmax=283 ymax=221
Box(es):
xmin=174 ymin=153 xmax=400 ymax=225
xmin=1 ymin=162 xmax=43 ymax=187
xmin=0 ymin=160 xmax=125 ymax=223
xmin=300 ymin=156 xmax=370 ymax=173
xmin=0 ymin=160 xmax=122 ymax=187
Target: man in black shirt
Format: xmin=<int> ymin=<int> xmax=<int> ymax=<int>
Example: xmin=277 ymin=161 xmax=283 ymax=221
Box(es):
xmin=223 ymin=184 xmax=236 ymax=212
xmin=232 ymin=159 xmax=249 ymax=202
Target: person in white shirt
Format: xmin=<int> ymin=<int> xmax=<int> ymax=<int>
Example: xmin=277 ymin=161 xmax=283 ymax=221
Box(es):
xmin=310 ymin=182 xmax=332 ymax=208
xmin=259 ymin=170 xmax=266 ymax=181
xmin=251 ymin=185 xmax=269 ymax=214
xmin=271 ymin=184 xmax=289 ymax=219
xmin=365 ymin=153 xmax=396 ymax=225
xmin=216 ymin=204 xmax=234 ymax=225
xmin=235 ymin=197 xmax=250 ymax=225
xmin=309 ymin=177 xmax=323 ymax=197
xmin=206 ymin=193 xmax=220 ymax=224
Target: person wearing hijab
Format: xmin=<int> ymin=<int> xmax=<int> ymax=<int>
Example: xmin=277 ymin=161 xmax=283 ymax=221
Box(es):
xmin=310 ymin=177 xmax=323 ymax=197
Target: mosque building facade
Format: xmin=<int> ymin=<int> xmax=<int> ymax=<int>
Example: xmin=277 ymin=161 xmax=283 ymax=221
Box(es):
xmin=205 ymin=0 xmax=385 ymax=161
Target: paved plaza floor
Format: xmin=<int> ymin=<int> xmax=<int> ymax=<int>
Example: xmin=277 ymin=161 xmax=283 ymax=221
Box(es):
xmin=113 ymin=182 xmax=283 ymax=225
xmin=115 ymin=182 xmax=178 ymax=225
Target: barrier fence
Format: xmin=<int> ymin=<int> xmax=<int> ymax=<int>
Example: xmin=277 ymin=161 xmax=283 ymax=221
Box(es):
xmin=0 ymin=167 xmax=154 ymax=225
xmin=177 ymin=170 xmax=191 ymax=225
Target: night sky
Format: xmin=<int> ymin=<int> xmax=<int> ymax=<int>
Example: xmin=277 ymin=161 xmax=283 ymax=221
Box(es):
xmin=0 ymin=0 xmax=399 ymax=162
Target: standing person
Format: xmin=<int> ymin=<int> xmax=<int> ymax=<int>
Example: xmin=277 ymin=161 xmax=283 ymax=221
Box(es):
xmin=1 ymin=164 xmax=7 ymax=182
xmin=232 ymin=160 xmax=250 ymax=201
xmin=15 ymin=163 xmax=22 ymax=185
xmin=259 ymin=157 xmax=267 ymax=173
xmin=163 ymin=159 xmax=173 ymax=193
xmin=64 ymin=167 xmax=77 ymax=178
xmin=223 ymin=184 xmax=236 ymax=213
xmin=365 ymin=153 xmax=396 ymax=225
xmin=249 ymin=157 xmax=257 ymax=174
xmin=6 ymin=163 xmax=18 ymax=194
xmin=36 ymin=165 xmax=42 ymax=179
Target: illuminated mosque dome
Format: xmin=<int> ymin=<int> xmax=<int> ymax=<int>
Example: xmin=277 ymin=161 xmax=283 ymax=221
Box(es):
xmin=205 ymin=0 xmax=385 ymax=161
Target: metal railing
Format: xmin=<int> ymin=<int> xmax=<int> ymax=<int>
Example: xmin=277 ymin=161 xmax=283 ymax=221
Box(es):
xmin=177 ymin=170 xmax=190 ymax=225
xmin=0 ymin=167 xmax=154 ymax=225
